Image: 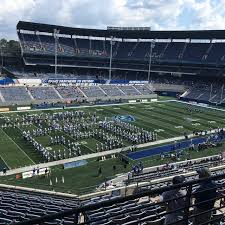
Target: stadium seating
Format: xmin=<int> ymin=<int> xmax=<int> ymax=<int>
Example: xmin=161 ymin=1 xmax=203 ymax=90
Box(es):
xmin=118 ymin=85 xmax=142 ymax=96
xmin=0 ymin=87 xmax=31 ymax=102
xmin=28 ymin=87 xmax=61 ymax=100
xmin=182 ymin=82 xmax=225 ymax=104
xmin=85 ymin=198 xmax=165 ymax=225
xmin=18 ymin=33 xmax=225 ymax=65
xmin=0 ymin=189 xmax=79 ymax=224
xmin=55 ymin=86 xmax=84 ymax=99
xmin=79 ymin=86 xmax=106 ymax=98
xmin=134 ymin=85 xmax=153 ymax=95
xmin=100 ymin=85 xmax=125 ymax=96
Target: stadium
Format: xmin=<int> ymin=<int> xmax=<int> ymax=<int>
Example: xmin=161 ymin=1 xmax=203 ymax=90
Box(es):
xmin=0 ymin=10 xmax=225 ymax=225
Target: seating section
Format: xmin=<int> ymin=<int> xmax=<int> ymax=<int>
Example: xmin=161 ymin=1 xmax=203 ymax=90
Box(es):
xmin=183 ymin=82 xmax=225 ymax=104
xmin=19 ymin=33 xmax=109 ymax=58
xmin=0 ymin=84 xmax=155 ymax=104
xmin=100 ymin=85 xmax=125 ymax=96
xmin=0 ymin=87 xmax=31 ymax=102
xmin=0 ymin=156 xmax=224 ymax=224
xmin=85 ymin=198 xmax=165 ymax=225
xmin=18 ymin=32 xmax=225 ymax=65
xmin=28 ymin=87 xmax=60 ymax=100
xmin=79 ymin=86 xmax=106 ymax=98
xmin=55 ymin=86 xmax=84 ymax=99
xmin=119 ymin=86 xmax=142 ymax=96
xmin=134 ymin=85 xmax=153 ymax=95
xmin=0 ymin=190 xmax=79 ymax=224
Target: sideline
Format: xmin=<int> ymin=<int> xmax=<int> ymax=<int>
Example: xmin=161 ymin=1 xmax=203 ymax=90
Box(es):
xmin=0 ymin=99 xmax=174 ymax=114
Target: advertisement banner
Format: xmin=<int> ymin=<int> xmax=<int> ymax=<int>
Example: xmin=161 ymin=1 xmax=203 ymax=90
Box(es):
xmin=64 ymin=160 xmax=87 ymax=169
xmin=17 ymin=106 xmax=31 ymax=111
xmin=22 ymin=167 xmax=50 ymax=179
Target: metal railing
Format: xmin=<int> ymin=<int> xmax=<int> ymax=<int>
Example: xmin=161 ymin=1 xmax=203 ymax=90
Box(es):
xmin=12 ymin=172 xmax=225 ymax=225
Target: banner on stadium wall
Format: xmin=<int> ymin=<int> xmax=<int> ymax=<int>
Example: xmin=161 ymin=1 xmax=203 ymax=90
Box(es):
xmin=43 ymin=79 xmax=104 ymax=85
xmin=109 ymin=80 xmax=148 ymax=84
xmin=22 ymin=167 xmax=50 ymax=179
xmin=129 ymin=80 xmax=149 ymax=84
xmin=141 ymin=99 xmax=148 ymax=102
xmin=151 ymin=99 xmax=158 ymax=102
xmin=17 ymin=106 xmax=31 ymax=111
xmin=0 ymin=108 xmax=9 ymax=112
xmin=64 ymin=160 xmax=87 ymax=169
xmin=42 ymin=79 xmax=149 ymax=85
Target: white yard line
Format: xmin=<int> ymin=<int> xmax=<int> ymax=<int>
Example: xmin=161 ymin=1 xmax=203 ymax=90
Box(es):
xmin=0 ymin=128 xmax=35 ymax=164
xmin=0 ymin=154 xmax=11 ymax=170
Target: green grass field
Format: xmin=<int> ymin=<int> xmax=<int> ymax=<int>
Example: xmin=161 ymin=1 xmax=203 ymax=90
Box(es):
xmin=0 ymin=100 xmax=225 ymax=195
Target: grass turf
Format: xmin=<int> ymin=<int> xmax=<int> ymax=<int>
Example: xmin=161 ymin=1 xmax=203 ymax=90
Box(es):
xmin=0 ymin=100 xmax=225 ymax=194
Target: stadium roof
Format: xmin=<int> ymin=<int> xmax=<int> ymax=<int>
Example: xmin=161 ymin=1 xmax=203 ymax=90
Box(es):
xmin=17 ymin=21 xmax=225 ymax=40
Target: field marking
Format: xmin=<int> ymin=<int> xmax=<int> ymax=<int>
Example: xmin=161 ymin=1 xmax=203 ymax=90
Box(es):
xmin=1 ymin=127 xmax=223 ymax=177
xmin=0 ymin=154 xmax=11 ymax=170
xmin=0 ymin=99 xmax=174 ymax=115
xmin=208 ymin=121 xmax=216 ymax=124
xmin=175 ymin=126 xmax=184 ymax=129
xmin=0 ymin=127 xmax=35 ymax=164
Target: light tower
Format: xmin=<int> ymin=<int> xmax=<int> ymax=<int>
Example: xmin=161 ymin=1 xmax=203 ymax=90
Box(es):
xmin=147 ymin=40 xmax=155 ymax=83
xmin=54 ymin=29 xmax=60 ymax=77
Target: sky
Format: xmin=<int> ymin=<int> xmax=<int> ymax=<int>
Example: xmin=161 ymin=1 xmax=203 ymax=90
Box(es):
xmin=0 ymin=0 xmax=225 ymax=40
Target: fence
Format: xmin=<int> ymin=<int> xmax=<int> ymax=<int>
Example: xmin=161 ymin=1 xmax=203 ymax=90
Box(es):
xmin=12 ymin=172 xmax=225 ymax=225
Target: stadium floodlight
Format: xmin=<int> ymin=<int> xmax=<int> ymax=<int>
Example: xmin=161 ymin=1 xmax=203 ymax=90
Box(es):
xmin=54 ymin=29 xmax=60 ymax=78
xmin=147 ymin=40 xmax=155 ymax=83
xmin=109 ymin=36 xmax=113 ymax=81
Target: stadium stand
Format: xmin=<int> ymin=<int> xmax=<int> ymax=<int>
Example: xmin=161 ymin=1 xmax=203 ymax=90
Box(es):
xmin=118 ymin=85 xmax=142 ymax=96
xmin=79 ymin=86 xmax=106 ymax=98
xmin=0 ymin=189 xmax=80 ymax=224
xmin=9 ymin=170 xmax=225 ymax=225
xmin=55 ymin=86 xmax=84 ymax=99
xmin=100 ymin=85 xmax=125 ymax=97
xmin=28 ymin=87 xmax=61 ymax=100
xmin=0 ymin=87 xmax=31 ymax=102
xmin=134 ymin=85 xmax=153 ymax=95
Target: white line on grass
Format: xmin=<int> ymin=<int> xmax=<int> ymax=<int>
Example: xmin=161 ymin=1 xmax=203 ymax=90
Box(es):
xmin=0 ymin=154 xmax=11 ymax=170
xmin=0 ymin=128 xmax=35 ymax=164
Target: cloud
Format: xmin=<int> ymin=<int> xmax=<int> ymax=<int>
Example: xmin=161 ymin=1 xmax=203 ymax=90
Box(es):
xmin=0 ymin=0 xmax=225 ymax=40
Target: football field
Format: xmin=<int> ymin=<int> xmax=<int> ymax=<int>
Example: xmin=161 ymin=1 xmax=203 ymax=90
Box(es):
xmin=0 ymin=100 xmax=225 ymax=194
xmin=0 ymin=100 xmax=225 ymax=170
